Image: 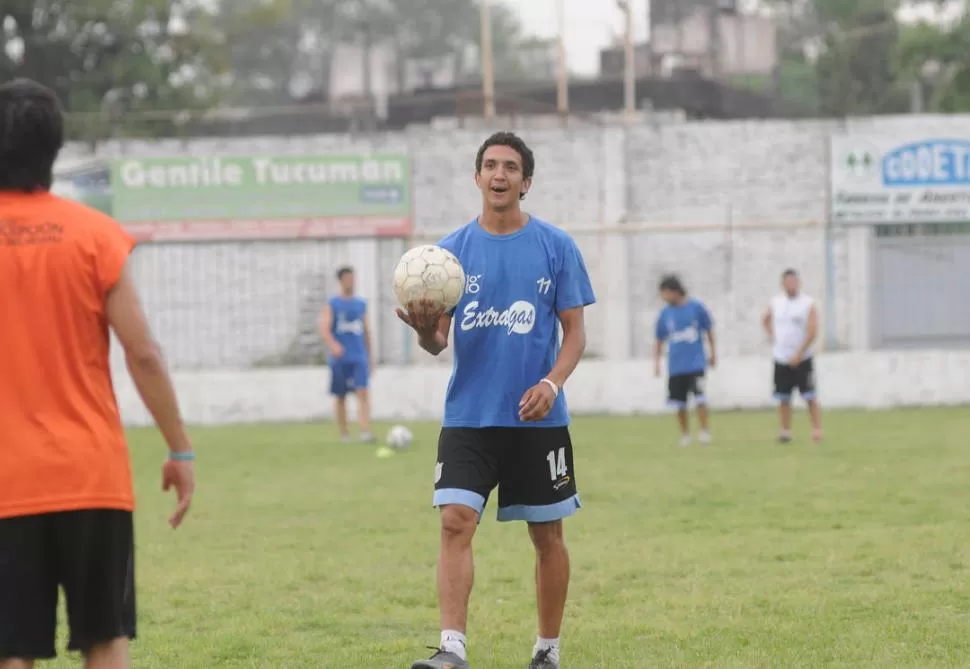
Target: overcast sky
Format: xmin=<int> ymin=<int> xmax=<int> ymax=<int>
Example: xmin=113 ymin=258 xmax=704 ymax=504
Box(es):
xmin=497 ymin=0 xmax=649 ymax=76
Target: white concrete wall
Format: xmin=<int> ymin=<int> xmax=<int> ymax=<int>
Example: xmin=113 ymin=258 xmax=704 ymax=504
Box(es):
xmin=55 ymin=114 xmax=970 ymax=376
xmin=114 ymin=350 xmax=970 ymax=426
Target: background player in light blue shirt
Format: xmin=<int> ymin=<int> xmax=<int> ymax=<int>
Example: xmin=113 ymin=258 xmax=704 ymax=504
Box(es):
xmin=654 ymin=275 xmax=716 ymax=446
xmin=319 ymin=266 xmax=374 ymax=443
xmin=396 ymin=132 xmax=595 ymax=669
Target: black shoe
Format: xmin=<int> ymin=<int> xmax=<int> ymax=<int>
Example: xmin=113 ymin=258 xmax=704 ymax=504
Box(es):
xmin=411 ymin=647 xmax=470 ymax=669
xmin=528 ymin=648 xmax=560 ymax=669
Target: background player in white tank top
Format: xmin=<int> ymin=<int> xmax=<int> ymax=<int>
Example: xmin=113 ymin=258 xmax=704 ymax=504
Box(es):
xmin=762 ymin=269 xmax=823 ymax=443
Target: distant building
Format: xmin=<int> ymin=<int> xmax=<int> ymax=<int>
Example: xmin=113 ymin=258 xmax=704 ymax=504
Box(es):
xmin=324 ymin=34 xmax=557 ymax=120
xmin=601 ymin=7 xmax=778 ymax=79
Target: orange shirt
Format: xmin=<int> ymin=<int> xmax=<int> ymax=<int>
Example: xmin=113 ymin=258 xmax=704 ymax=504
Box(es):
xmin=0 ymin=191 xmax=136 ymax=519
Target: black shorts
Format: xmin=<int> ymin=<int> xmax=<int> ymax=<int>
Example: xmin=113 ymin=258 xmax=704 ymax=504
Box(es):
xmin=0 ymin=509 xmax=136 ymax=660
xmin=433 ymin=427 xmax=580 ymax=523
xmin=667 ymin=372 xmax=707 ymax=408
xmin=774 ymin=358 xmax=817 ymax=401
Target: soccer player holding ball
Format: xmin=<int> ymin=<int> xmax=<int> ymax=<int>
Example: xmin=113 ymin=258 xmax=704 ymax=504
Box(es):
xmin=396 ymin=132 xmax=596 ymax=669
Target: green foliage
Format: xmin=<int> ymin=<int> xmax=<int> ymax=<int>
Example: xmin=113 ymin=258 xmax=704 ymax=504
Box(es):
xmin=759 ymin=0 xmax=970 ymax=116
xmin=896 ymin=13 xmax=970 ymax=113
xmin=0 ymin=0 xmax=231 ymax=133
xmin=815 ymin=8 xmax=908 ymax=116
xmin=777 ymin=54 xmax=820 ymax=111
xmin=0 ymin=0 xmax=533 ymax=137
xmin=650 ymin=0 xmax=713 ymax=25
xmin=221 ymin=0 xmax=532 ymax=101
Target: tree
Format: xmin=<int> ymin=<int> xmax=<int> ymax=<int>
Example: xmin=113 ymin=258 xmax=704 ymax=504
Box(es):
xmin=757 ymin=0 xmax=921 ymax=115
xmin=814 ymin=8 xmax=907 ymax=116
xmin=0 ymin=0 xmax=230 ymax=137
xmin=390 ymin=0 xmax=529 ymax=84
xmin=218 ymin=0 xmax=534 ymax=104
xmin=895 ymin=14 xmax=970 ymax=112
xmin=650 ymin=0 xmax=712 ymax=27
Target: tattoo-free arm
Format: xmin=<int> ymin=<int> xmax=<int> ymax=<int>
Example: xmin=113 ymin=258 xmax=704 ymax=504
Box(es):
xmin=107 ymin=266 xmax=191 ymax=455
xmin=363 ymin=312 xmax=374 ymax=367
xmin=319 ymin=305 xmax=338 ymax=351
xmin=797 ymin=305 xmax=818 ymax=356
xmin=546 ymin=307 xmax=587 ymax=388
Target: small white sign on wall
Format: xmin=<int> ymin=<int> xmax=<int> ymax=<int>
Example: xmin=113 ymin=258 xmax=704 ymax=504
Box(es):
xmin=830 ymin=134 xmax=970 ymax=225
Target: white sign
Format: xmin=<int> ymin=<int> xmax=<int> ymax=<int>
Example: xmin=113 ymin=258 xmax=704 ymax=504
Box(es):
xmin=830 ymin=134 xmax=970 ymax=224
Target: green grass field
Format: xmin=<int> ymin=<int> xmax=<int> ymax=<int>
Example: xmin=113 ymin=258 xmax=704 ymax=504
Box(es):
xmin=49 ymin=408 xmax=970 ymax=669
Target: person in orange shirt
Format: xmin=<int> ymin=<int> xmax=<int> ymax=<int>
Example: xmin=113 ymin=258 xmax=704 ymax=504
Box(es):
xmin=0 ymin=79 xmax=196 ymax=669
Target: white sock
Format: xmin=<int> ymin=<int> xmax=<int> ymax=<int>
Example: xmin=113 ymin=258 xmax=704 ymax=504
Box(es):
xmin=534 ymin=636 xmax=560 ymax=662
xmin=441 ymin=630 xmax=467 ymax=660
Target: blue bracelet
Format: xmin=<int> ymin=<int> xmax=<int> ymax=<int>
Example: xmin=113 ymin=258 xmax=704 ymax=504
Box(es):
xmin=169 ymin=451 xmax=195 ymax=461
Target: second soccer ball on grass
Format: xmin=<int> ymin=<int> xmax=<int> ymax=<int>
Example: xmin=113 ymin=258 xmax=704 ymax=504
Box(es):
xmin=392 ymin=245 xmax=465 ymax=311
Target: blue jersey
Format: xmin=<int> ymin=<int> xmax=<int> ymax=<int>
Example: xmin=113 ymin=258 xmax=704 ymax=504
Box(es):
xmin=655 ymin=298 xmax=712 ymax=376
xmin=328 ymin=296 xmax=368 ymax=363
xmin=437 ymin=217 xmax=596 ymax=428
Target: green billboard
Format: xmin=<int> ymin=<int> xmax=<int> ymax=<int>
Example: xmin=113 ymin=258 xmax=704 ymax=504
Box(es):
xmin=51 ymin=161 xmax=113 ymax=217
xmin=54 ymin=153 xmax=413 ymax=241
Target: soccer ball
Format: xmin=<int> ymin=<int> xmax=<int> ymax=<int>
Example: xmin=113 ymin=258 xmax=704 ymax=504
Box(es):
xmin=393 ymin=245 xmax=465 ymax=311
xmin=387 ymin=424 xmax=413 ymax=450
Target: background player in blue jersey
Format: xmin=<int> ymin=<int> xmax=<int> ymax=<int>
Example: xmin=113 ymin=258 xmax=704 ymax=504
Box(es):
xmin=396 ymin=132 xmax=596 ymax=669
xmin=654 ymin=275 xmax=716 ymax=446
xmin=319 ymin=266 xmax=374 ymax=443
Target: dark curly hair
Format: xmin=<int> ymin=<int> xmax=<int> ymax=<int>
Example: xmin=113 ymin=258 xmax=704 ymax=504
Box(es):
xmin=0 ymin=78 xmax=64 ymax=192
xmin=475 ymin=131 xmax=535 ymax=201
xmin=659 ymin=274 xmax=686 ymax=296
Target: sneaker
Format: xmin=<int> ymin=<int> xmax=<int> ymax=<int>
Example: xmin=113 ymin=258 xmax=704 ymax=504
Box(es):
xmin=698 ymin=430 xmax=712 ymax=445
xmin=777 ymin=431 xmax=792 ymax=444
xmin=412 ymin=648 xmax=469 ymax=669
xmin=529 ymin=649 xmax=560 ymax=669
xmin=339 ymin=434 xmax=352 ymax=444
xmin=359 ymin=431 xmax=376 ymax=444
xmin=678 ymin=434 xmax=692 ymax=448
xmin=812 ymin=428 xmax=823 ymax=442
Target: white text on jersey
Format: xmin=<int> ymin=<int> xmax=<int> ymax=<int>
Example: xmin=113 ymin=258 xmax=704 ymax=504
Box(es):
xmin=460 ymin=300 xmax=536 ymax=335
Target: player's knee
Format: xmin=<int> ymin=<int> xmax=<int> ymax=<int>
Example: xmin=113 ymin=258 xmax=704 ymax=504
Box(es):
xmin=81 ymin=636 xmax=130 ymax=665
xmin=0 ymin=660 xmax=36 ymax=669
xmin=528 ymin=520 xmax=565 ymax=554
xmin=439 ymin=504 xmax=478 ymax=541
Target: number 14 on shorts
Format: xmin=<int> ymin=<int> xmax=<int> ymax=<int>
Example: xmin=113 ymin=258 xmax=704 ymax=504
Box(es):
xmin=546 ymin=447 xmax=568 ymax=480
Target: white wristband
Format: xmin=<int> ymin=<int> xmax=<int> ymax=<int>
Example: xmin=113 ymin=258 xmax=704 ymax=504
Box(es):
xmin=540 ymin=378 xmax=560 ymax=398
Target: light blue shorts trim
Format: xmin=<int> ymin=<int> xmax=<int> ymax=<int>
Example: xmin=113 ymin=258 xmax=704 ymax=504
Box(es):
xmin=496 ymin=494 xmax=582 ymax=523
xmin=432 ymin=488 xmax=486 ymax=515
xmin=775 ymin=392 xmax=818 ymax=403
xmin=432 ymin=490 xmax=582 ymax=523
